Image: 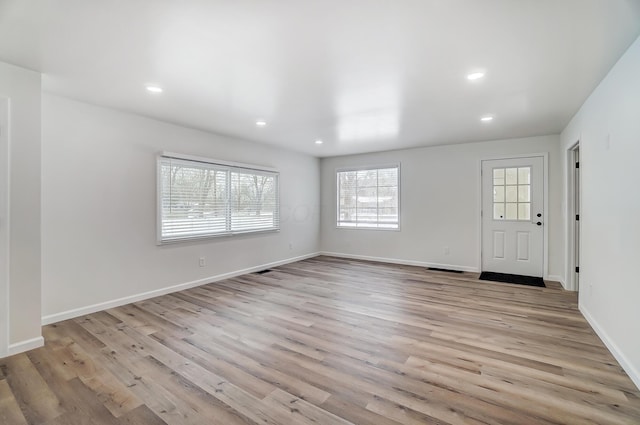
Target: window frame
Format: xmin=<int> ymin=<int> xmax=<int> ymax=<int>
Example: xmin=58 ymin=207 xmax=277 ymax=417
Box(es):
xmin=335 ymin=163 xmax=401 ymax=231
xmin=157 ymin=152 xmax=279 ymax=244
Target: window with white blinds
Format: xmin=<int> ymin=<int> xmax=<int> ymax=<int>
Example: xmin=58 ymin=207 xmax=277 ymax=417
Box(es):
xmin=337 ymin=165 xmax=399 ymax=229
xmin=158 ymin=154 xmax=279 ymax=243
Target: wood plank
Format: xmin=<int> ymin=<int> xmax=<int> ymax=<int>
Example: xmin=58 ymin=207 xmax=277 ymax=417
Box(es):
xmin=116 ymin=404 xmax=168 ymax=425
xmin=2 ymin=256 xmax=639 ymax=424
xmin=1 ymin=352 xmax=65 ymax=423
xmin=0 ymin=379 xmax=28 ymax=425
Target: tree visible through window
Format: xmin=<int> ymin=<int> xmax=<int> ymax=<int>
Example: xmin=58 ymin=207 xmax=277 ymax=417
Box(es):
xmin=158 ymin=155 xmax=278 ymax=242
xmin=337 ymin=166 xmax=399 ymax=229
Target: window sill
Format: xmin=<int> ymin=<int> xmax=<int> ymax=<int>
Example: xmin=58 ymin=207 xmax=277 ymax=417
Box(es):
xmin=157 ymin=228 xmax=280 ymax=245
xmin=335 ymin=225 xmax=400 ymax=232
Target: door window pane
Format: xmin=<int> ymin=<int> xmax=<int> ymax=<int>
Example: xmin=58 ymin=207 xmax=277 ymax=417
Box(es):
xmin=494 ymin=203 xmax=505 ymax=220
xmin=518 ymin=167 xmax=531 ymax=184
xmin=506 ymin=186 xmax=517 ymax=202
xmin=506 ymin=203 xmax=518 ymax=220
xmin=493 ymin=186 xmax=504 ymax=202
xmin=506 ymin=168 xmax=518 ymax=184
xmin=493 ymin=169 xmax=505 ymax=186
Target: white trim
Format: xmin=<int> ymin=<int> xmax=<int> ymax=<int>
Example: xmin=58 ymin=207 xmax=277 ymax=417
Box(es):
xmin=156 ymin=156 xmax=162 ymax=244
xmin=566 ymin=142 xmax=580 ymax=291
xmin=0 ymin=97 xmax=10 ymax=358
xmin=478 ymin=152 xmax=551 ymax=162
xmin=320 ymin=251 xmax=479 ymax=273
xmin=335 ymin=163 xmax=401 ymax=173
xmin=476 ymin=159 xmax=483 ymax=271
xmin=543 ymin=152 xmax=549 ymax=279
xmin=161 ymin=151 xmax=278 ymax=173
xmin=158 ymin=228 xmax=280 ymax=245
xmin=7 ymin=336 xmax=44 ymax=356
xmin=42 ymin=252 xmax=321 ymax=326
xmin=546 ymin=275 xmax=565 ymax=287
xmin=580 ymin=305 xmax=640 ymax=391
xmin=334 ymin=226 xmax=400 ymax=232
xmin=478 ymin=153 xmax=549 ymax=278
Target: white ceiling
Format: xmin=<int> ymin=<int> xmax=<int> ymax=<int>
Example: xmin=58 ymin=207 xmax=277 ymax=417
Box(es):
xmin=1 ymin=0 xmax=640 ymax=157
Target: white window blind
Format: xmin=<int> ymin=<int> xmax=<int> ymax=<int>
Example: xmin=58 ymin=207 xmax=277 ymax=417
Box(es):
xmin=158 ymin=154 xmax=279 ymax=243
xmin=337 ymin=165 xmax=399 ymax=229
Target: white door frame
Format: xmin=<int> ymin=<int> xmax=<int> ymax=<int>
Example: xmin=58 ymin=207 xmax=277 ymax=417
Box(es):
xmin=478 ymin=152 xmax=549 ymax=278
xmin=0 ymin=96 xmax=9 ymax=358
xmin=566 ymin=141 xmax=580 ymax=291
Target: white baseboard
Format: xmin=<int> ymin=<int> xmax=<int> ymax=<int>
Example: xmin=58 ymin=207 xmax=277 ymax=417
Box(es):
xmin=580 ymin=304 xmax=640 ymax=391
xmin=546 ymin=274 xmax=566 ymax=288
xmin=8 ymin=336 xmax=44 ymax=356
xmin=42 ymin=252 xmax=321 ymax=326
xmin=319 ymin=251 xmax=479 ymax=273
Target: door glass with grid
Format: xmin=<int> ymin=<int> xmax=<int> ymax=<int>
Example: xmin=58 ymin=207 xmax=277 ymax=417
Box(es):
xmin=493 ymin=167 xmax=531 ymax=221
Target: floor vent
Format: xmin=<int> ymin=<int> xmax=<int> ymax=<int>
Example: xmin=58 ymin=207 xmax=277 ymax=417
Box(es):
xmin=255 ymin=269 xmax=273 ymax=275
xmin=427 ymin=267 xmax=464 ymax=274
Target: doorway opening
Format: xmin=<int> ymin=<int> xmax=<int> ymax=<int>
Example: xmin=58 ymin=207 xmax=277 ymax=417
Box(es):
xmin=0 ymin=97 xmax=9 ymax=358
xmin=568 ymin=143 xmax=580 ymax=292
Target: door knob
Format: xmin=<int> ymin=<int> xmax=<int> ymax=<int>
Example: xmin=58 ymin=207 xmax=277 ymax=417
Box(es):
xmin=537 ymin=213 xmax=542 ymax=217
xmin=536 ymin=221 xmax=542 ymax=226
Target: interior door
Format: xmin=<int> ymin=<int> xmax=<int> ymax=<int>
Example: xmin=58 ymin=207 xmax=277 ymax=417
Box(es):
xmin=0 ymin=97 xmax=8 ymax=357
xmin=482 ymin=156 xmax=544 ymax=277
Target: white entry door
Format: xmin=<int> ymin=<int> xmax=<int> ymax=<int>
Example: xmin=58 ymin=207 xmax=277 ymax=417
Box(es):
xmin=0 ymin=98 xmax=8 ymax=357
xmin=482 ymin=156 xmax=544 ymax=277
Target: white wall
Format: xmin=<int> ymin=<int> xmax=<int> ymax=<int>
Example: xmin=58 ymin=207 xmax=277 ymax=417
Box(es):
xmin=41 ymin=94 xmax=320 ymax=322
xmin=0 ymin=61 xmax=42 ymax=353
xmin=560 ymin=35 xmax=640 ymax=389
xmin=320 ymin=135 xmax=562 ymax=278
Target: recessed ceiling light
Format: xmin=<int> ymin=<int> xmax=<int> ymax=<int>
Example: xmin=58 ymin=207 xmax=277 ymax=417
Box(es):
xmin=315 ymin=140 xmax=323 ymax=145
xmin=467 ymin=72 xmax=485 ymax=81
xmin=145 ymin=85 xmax=163 ymax=93
xmin=256 ymin=120 xmax=267 ymax=127
xmin=481 ymin=116 xmax=494 ymax=122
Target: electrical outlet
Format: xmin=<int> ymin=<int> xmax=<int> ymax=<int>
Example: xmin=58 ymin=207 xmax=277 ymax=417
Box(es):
xmin=444 ymin=246 xmax=450 ymax=255
xmin=199 ymin=257 xmax=205 ymax=267
xmin=289 ymin=242 xmax=293 ymax=250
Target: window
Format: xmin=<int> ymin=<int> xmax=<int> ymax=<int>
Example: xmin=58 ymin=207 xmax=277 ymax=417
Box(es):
xmin=492 ymin=166 xmax=530 ymax=220
xmin=337 ymin=165 xmax=399 ymax=229
xmin=158 ymin=154 xmax=279 ymax=243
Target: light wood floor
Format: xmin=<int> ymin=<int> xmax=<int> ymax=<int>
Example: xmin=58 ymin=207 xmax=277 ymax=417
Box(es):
xmin=2 ymin=256 xmax=639 ymax=424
